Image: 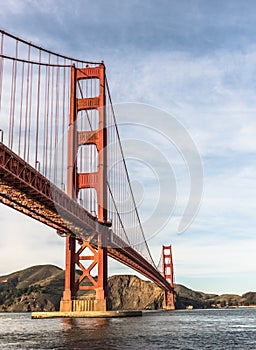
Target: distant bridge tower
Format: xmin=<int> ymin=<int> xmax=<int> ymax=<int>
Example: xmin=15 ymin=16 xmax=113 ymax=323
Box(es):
xmin=60 ymin=63 xmax=108 ymax=312
xmin=162 ymin=245 xmax=175 ymax=309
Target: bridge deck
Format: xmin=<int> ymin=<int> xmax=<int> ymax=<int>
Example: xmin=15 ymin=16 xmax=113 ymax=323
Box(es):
xmin=0 ymin=142 xmax=173 ymax=293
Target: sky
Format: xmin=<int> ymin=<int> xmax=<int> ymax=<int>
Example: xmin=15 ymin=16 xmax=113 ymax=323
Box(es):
xmin=0 ymin=0 xmax=256 ymax=295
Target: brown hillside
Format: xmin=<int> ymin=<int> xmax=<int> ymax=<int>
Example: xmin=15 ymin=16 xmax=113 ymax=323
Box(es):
xmin=0 ymin=265 xmax=255 ymax=312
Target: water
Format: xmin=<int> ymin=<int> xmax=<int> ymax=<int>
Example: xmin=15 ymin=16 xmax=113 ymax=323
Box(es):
xmin=0 ymin=309 xmax=255 ymax=349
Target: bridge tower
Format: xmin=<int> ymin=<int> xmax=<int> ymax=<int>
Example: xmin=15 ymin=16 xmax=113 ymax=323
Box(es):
xmin=162 ymin=245 xmax=175 ymax=310
xmin=60 ymin=63 xmax=108 ymax=312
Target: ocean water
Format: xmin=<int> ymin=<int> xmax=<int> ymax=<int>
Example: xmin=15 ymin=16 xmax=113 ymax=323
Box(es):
xmin=0 ymin=308 xmax=255 ymax=349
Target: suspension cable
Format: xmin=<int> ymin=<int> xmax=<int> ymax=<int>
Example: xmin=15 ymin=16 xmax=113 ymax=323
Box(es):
xmin=106 ymin=77 xmax=156 ymax=267
xmin=0 ymin=29 xmax=101 ymax=65
xmin=0 ymin=54 xmax=73 ymax=67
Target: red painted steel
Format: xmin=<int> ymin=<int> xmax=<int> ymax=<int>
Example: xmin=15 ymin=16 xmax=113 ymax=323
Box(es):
xmin=162 ymin=245 xmax=175 ymax=309
xmin=0 ymin=142 xmax=99 ymax=237
xmin=62 ymin=63 xmax=108 ymax=310
xmin=0 ymin=142 xmax=174 ymax=294
xmin=0 ymin=29 xmax=176 ymax=312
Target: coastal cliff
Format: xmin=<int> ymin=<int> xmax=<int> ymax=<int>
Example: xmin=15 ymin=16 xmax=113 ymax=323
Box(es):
xmin=0 ymin=265 xmax=255 ymax=312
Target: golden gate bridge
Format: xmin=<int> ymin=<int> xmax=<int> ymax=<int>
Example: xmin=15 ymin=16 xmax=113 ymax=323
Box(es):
xmin=0 ymin=29 xmax=174 ymax=313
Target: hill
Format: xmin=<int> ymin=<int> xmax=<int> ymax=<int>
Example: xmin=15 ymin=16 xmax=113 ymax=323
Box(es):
xmin=0 ymin=265 xmax=255 ymax=312
xmin=0 ymin=265 xmax=64 ymax=311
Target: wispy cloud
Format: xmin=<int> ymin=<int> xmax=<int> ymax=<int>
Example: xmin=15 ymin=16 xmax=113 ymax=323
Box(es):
xmin=0 ymin=0 xmax=256 ymax=293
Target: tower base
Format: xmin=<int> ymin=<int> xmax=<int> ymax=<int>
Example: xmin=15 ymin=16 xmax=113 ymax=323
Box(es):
xmin=163 ymin=290 xmax=175 ymax=310
xmin=60 ymin=298 xmax=107 ymax=312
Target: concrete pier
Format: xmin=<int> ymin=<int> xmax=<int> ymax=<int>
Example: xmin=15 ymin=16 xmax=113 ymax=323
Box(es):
xmin=32 ymin=310 xmax=142 ymax=319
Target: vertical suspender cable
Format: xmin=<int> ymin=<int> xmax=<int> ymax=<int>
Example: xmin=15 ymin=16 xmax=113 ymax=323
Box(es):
xmin=35 ymin=49 xmax=41 ymax=169
xmin=24 ymin=44 xmax=31 ymax=160
xmin=18 ymin=61 xmax=25 ymax=155
xmin=49 ymin=62 xmax=55 ymax=178
xmin=8 ymin=39 xmax=18 ymax=149
xmin=43 ymin=54 xmax=50 ymax=176
xmin=54 ymin=57 xmax=60 ymax=183
xmin=27 ymin=55 xmax=33 ymax=162
xmin=61 ymin=59 xmax=66 ymax=188
xmin=43 ymin=64 xmax=47 ymax=174
xmin=45 ymin=54 xmax=51 ymax=176
xmin=0 ymin=32 xmax=4 ymax=114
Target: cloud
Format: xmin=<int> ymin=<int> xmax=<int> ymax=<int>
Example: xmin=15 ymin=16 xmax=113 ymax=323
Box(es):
xmin=1 ymin=1 xmax=256 ymax=294
xmin=2 ymin=0 xmax=256 ymax=57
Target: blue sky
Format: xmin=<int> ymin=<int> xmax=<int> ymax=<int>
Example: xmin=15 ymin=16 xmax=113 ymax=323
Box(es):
xmin=0 ymin=0 xmax=256 ymax=295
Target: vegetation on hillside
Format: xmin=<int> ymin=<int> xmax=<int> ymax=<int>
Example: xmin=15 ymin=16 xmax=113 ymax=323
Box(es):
xmin=0 ymin=265 xmax=255 ymax=312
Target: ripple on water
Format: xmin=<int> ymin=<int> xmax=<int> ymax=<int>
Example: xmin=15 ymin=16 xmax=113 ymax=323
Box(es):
xmin=0 ymin=309 xmax=255 ymax=349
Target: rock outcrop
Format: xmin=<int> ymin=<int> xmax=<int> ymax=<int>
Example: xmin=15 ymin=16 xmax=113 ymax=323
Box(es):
xmin=108 ymin=275 xmax=163 ymax=310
